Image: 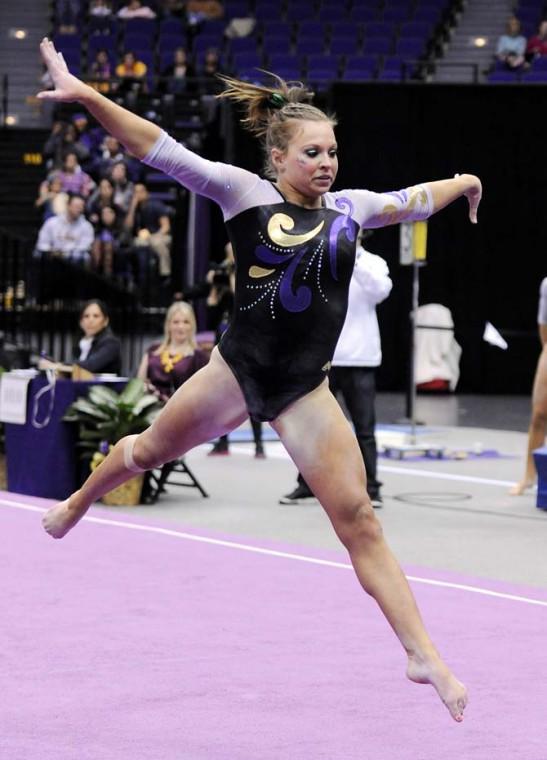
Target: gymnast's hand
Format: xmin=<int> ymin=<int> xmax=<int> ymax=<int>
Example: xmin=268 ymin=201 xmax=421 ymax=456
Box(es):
xmin=42 ymin=499 xmax=81 ymax=539
xmin=456 ymin=173 xmax=482 ymax=224
xmin=37 ymin=38 xmax=89 ymax=103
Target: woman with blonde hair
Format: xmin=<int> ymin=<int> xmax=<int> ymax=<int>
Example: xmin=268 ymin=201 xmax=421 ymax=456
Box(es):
xmin=137 ymin=301 xmax=208 ymax=402
xmin=38 ymin=38 xmax=482 ymax=722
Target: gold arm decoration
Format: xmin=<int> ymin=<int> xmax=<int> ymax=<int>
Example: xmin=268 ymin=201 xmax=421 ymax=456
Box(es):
xmin=267 ymin=213 xmax=324 ymax=247
xmin=249 ymin=265 xmax=276 ymax=278
xmin=379 ymin=186 xmax=428 ymax=226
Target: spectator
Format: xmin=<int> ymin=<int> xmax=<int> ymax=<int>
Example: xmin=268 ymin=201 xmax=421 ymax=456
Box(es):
xmin=117 ymin=0 xmax=156 ymax=19
xmin=95 ymin=134 xmax=126 ymax=177
xmin=89 ymin=0 xmax=113 ymax=16
xmin=53 ymin=151 xmax=95 ymax=197
xmin=115 ymin=51 xmax=148 ymax=95
xmin=88 ymin=49 xmax=113 ymax=94
xmin=199 ymin=48 xmax=224 ymax=93
xmin=109 ymin=161 xmax=135 ymax=211
xmin=526 ymin=20 xmax=547 ymax=60
xmin=160 ymin=47 xmax=195 ymax=94
xmin=186 ymin=0 xmax=224 ymax=22
xmin=35 ymin=194 xmax=94 ymax=266
xmin=161 ymin=0 xmax=186 ymax=18
xmin=74 ymin=299 xmax=122 ymax=375
xmin=137 ymin=301 xmax=208 ymax=402
xmin=86 ymin=177 xmax=120 ymax=225
xmin=91 ymin=205 xmax=125 ymax=277
xmin=35 ymin=175 xmax=69 ymax=221
xmin=71 ymin=112 xmax=103 ymax=155
xmin=496 ymin=17 xmax=527 ymax=70
xmin=43 ymin=120 xmax=90 ymax=169
xmin=125 ymin=183 xmax=172 ymax=279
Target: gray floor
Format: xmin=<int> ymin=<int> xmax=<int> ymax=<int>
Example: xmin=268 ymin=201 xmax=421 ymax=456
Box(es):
xmin=106 ymin=394 xmax=547 ymax=592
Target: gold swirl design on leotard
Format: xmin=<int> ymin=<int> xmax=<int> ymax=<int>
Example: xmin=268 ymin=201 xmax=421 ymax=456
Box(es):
xmin=380 ymin=186 xmax=429 ymax=226
xmin=249 ymin=265 xmax=275 ymax=278
xmin=267 ymin=213 xmax=324 ymax=247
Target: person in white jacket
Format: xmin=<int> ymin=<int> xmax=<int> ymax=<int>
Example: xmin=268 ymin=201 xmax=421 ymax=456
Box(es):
xmin=280 ymin=233 xmax=392 ymax=507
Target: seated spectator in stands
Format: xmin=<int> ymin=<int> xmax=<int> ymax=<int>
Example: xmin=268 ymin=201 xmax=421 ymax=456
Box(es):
xmin=115 ymin=51 xmax=148 ymax=95
xmin=35 ymin=175 xmax=69 ymax=221
xmin=72 ymin=112 xmax=103 ymax=156
xmin=35 ymin=194 xmax=94 ymax=267
xmin=43 ymin=120 xmax=90 ymax=169
xmin=186 ymin=0 xmax=224 ymax=22
xmin=496 ymin=16 xmax=527 ymax=70
xmin=137 ymin=301 xmax=208 ymax=402
xmin=526 ymin=20 xmax=547 ymax=60
xmin=88 ymin=49 xmax=113 ymax=94
xmin=91 ymin=205 xmax=125 ymax=277
xmin=109 ymin=162 xmax=135 ymax=212
xmin=75 ymin=299 xmax=122 ymax=375
xmin=53 ymin=151 xmax=95 ymax=198
xmin=86 ymin=177 xmax=119 ymax=225
xmin=161 ymin=0 xmax=186 ymax=18
xmin=90 ymin=0 xmax=113 ymax=16
xmin=57 ymin=0 xmax=80 ymax=33
xmin=199 ymin=48 xmax=224 ymax=93
xmin=95 ymin=134 xmax=126 ymax=177
xmin=125 ymin=183 xmax=172 ymax=280
xmin=117 ymin=0 xmax=156 ymax=19
xmin=160 ymin=47 xmax=195 ymax=94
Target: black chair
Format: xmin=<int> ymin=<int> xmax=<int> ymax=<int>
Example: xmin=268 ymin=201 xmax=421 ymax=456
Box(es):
xmin=144 ymin=457 xmax=208 ymax=503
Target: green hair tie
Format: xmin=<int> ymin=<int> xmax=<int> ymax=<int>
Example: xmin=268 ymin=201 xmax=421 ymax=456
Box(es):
xmin=268 ymin=92 xmax=287 ymax=109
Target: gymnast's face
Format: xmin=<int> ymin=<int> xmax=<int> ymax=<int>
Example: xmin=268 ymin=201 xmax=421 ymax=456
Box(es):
xmin=80 ymin=303 xmax=109 ymax=337
xmin=273 ymin=120 xmax=338 ymax=201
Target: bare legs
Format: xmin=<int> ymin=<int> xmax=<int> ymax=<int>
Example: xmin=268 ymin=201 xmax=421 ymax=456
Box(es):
xmin=271 ymin=382 xmax=468 ymax=722
xmin=42 ymin=349 xmax=248 ymax=537
xmin=510 ymin=344 xmax=547 ymax=495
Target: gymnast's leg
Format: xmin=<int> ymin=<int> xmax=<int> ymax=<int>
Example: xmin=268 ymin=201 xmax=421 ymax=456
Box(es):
xmin=270 ymin=381 xmax=468 ymax=722
xmin=510 ymin=343 xmax=547 ymax=494
xmin=42 ymin=348 xmax=248 ymax=538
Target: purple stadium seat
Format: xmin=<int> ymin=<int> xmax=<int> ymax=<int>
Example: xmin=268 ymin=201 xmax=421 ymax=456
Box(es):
xmin=233 ymin=51 xmax=262 ymax=70
xmin=262 ymin=36 xmax=291 ymax=55
xmin=396 ymin=38 xmax=425 ymax=57
xmin=228 ymin=36 xmax=257 ymax=54
xmin=158 ymin=33 xmax=188 ymax=52
xmin=349 ymin=7 xmax=378 ymax=24
xmin=255 ymin=3 xmax=279 ymax=21
xmin=531 ymin=56 xmax=547 ymax=69
xmin=364 ymin=22 xmax=394 ymax=38
xmin=330 ymin=37 xmax=361 ymax=55
xmin=121 ymin=18 xmax=156 ymax=36
xmin=330 ymin=22 xmax=358 ymax=38
xmin=413 ymin=8 xmax=441 ymax=25
xmin=306 ymin=53 xmax=339 ymax=71
xmin=261 ymin=21 xmax=292 ymax=38
xmin=298 ymin=37 xmax=326 ymax=55
xmin=159 ymin=18 xmax=184 ymax=36
xmin=346 ymin=53 xmax=378 ymax=70
xmin=522 ymin=70 xmax=547 ymax=81
xmin=194 ymin=34 xmax=225 ymax=55
xmin=382 ymin=8 xmax=410 ymax=24
xmin=87 ymin=36 xmax=116 ymax=60
xmin=296 ymin=21 xmax=324 ymax=38
xmin=342 ymin=66 xmax=374 ymax=81
xmin=87 ymin=16 xmax=117 ymax=36
xmin=274 ymin=67 xmax=304 ymax=81
xmin=400 ymin=21 xmax=432 ymax=38
xmin=268 ymin=53 xmax=301 ymax=71
xmin=223 ymin=1 xmax=251 ymax=18
xmin=318 ymin=7 xmax=348 ymax=22
xmin=286 ymin=4 xmax=317 ymax=23
xmin=123 ymin=33 xmax=154 ymax=52
xmin=487 ymin=70 xmax=520 ymax=82
xmin=363 ymin=37 xmax=392 ymax=55
xmin=53 ymin=33 xmax=82 ymax=51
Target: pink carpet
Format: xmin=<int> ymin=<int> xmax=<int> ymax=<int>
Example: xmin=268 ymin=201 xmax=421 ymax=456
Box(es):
xmin=1 ymin=493 xmax=546 ymax=760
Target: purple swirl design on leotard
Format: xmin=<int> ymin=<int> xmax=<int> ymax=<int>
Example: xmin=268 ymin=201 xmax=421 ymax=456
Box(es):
xmin=255 ymin=245 xmax=311 ymax=312
xmin=328 ymin=197 xmax=356 ymax=281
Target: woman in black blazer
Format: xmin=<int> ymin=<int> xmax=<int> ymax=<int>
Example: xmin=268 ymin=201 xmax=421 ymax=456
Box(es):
xmin=75 ymin=299 xmax=122 ymax=375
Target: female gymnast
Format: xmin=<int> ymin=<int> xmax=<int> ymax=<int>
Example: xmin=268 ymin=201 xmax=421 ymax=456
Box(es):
xmin=510 ymin=277 xmax=547 ymax=494
xmin=38 ymin=38 xmax=481 ymax=722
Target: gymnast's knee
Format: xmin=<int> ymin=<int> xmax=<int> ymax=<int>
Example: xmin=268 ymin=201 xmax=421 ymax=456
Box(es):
xmin=122 ymin=434 xmax=167 ymax=472
xmin=336 ymin=498 xmax=383 ymax=551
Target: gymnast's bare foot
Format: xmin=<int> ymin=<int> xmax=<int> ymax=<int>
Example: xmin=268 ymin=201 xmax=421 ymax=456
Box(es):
xmin=509 ymin=479 xmax=535 ymax=495
xmin=42 ymin=492 xmax=84 ymax=539
xmin=407 ymin=654 xmax=468 ymax=722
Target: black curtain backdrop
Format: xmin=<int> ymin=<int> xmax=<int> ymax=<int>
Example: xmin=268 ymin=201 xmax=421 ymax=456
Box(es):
xmin=225 ymin=85 xmax=546 ymax=393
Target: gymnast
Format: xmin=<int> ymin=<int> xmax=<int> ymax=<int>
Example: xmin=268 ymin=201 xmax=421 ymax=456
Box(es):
xmin=38 ymin=38 xmax=482 ymax=722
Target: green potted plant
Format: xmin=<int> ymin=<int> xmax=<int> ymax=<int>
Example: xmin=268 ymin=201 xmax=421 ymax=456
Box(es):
xmin=63 ymin=379 xmax=162 ymax=505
